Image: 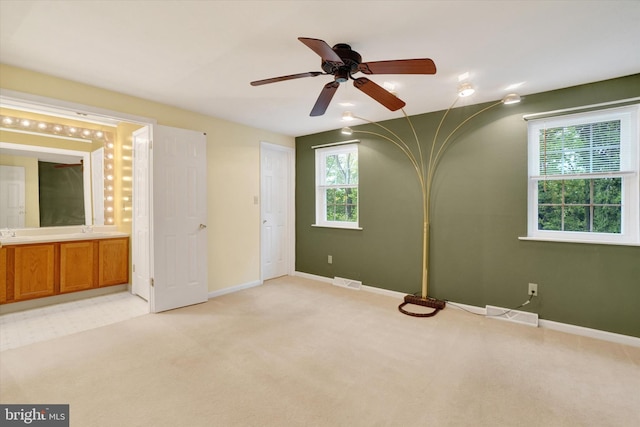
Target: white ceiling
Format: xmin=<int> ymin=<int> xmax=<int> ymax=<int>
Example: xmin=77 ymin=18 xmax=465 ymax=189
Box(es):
xmin=1 ymin=1 xmax=639 ymax=137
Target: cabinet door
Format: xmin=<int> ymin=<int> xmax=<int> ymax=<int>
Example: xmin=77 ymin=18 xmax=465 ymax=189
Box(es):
xmin=60 ymin=241 xmax=96 ymax=293
xmin=14 ymin=244 xmax=55 ymax=301
xmin=99 ymin=238 xmax=129 ymax=286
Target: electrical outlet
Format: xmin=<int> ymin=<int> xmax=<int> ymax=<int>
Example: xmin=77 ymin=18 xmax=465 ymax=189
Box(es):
xmin=328 ymin=255 xmax=333 ymax=264
xmin=528 ymin=283 xmax=538 ymax=296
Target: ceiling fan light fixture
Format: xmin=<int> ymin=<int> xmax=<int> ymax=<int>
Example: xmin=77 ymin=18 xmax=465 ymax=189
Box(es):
xmin=458 ymin=82 xmax=475 ymax=97
xmin=341 ymin=127 xmax=353 ymax=135
xmin=502 ymin=93 xmax=522 ymax=104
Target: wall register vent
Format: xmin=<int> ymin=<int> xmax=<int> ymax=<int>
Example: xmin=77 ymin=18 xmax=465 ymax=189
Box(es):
xmin=332 ymin=277 xmax=362 ymax=291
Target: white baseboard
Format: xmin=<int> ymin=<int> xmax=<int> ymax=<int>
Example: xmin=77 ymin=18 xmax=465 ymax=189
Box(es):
xmin=538 ymin=319 xmax=640 ymax=348
xmin=294 ymin=271 xmax=333 ymax=284
xmin=293 ymin=271 xmax=640 ymax=347
xmin=361 ymin=284 xmax=406 ymax=299
xmin=208 ymin=280 xmax=263 ymax=299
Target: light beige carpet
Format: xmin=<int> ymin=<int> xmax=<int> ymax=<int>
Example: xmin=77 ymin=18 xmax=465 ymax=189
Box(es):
xmin=1 ymin=275 xmax=639 ymax=427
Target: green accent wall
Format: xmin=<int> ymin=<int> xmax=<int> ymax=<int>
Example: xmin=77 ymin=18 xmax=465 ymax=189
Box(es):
xmin=295 ymin=74 xmax=640 ymax=338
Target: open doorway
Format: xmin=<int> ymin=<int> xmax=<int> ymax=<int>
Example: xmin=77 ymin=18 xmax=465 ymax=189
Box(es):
xmin=0 ymin=90 xmax=153 ymax=323
xmin=1 ymin=89 xmax=210 ymax=319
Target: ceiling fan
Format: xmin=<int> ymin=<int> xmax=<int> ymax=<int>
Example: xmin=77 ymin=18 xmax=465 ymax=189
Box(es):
xmin=250 ymin=37 xmax=437 ymax=116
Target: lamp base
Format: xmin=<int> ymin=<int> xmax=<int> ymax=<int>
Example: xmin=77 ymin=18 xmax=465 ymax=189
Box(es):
xmin=398 ymin=294 xmax=446 ymax=317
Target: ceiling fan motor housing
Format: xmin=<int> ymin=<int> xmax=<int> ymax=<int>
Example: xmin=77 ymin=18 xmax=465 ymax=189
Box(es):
xmin=322 ymin=43 xmax=362 ymax=82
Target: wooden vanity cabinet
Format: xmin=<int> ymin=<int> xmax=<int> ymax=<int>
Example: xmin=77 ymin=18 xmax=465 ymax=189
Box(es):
xmin=14 ymin=243 xmax=56 ymax=301
xmin=0 ymin=236 xmax=129 ymax=304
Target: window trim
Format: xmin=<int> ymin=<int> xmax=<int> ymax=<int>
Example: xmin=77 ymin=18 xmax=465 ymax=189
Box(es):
xmin=525 ymin=104 xmax=639 ymax=245
xmin=314 ymin=143 xmax=360 ymax=230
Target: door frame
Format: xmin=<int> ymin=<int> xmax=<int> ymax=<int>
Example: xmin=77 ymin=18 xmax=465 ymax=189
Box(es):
xmin=260 ymin=141 xmax=295 ymax=281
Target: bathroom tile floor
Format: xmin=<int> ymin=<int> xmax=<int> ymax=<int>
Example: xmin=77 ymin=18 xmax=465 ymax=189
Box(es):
xmin=0 ymin=292 xmax=148 ymax=352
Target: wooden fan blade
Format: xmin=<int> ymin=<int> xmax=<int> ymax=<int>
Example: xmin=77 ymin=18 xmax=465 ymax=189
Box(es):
xmin=310 ymin=81 xmax=340 ymax=116
xmin=298 ymin=37 xmax=344 ymax=66
xmin=353 ymin=78 xmax=406 ymax=111
xmin=251 ymin=71 xmax=324 ymax=86
xmin=358 ymin=58 xmax=437 ymax=75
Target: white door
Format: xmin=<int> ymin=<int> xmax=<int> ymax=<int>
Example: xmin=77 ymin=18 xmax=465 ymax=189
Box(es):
xmin=132 ymin=127 xmax=150 ymax=301
xmin=150 ymin=125 xmax=208 ymax=313
xmin=261 ymin=143 xmax=292 ymax=280
xmin=0 ymin=165 xmax=25 ymax=228
xmin=91 ymin=148 xmax=104 ymax=226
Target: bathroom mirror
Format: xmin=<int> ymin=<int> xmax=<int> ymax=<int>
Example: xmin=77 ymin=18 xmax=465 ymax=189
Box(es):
xmin=0 ymin=142 xmax=97 ymax=228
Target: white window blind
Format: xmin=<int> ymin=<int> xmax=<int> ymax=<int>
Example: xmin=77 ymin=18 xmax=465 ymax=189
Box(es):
xmin=530 ymin=107 xmax=636 ymax=181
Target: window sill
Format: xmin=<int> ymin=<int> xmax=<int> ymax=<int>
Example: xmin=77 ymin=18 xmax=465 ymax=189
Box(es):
xmin=312 ymin=224 xmax=363 ymax=231
xmin=518 ymin=236 xmax=640 ymax=247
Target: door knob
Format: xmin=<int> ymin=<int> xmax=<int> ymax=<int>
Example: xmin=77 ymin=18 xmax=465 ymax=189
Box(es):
xmin=199 ymin=224 xmax=207 ymax=229
xmin=262 ymin=220 xmax=267 ymax=224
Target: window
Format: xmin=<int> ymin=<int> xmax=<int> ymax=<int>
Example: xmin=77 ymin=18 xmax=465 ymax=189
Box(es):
xmin=526 ymin=105 xmax=639 ymax=244
xmin=315 ymin=143 xmax=359 ymax=229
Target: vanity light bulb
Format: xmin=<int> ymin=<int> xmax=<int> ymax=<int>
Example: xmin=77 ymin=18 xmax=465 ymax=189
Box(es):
xmin=82 ymin=129 xmax=91 ymax=136
xmin=106 ymin=207 xmax=114 ymax=212
xmin=21 ymin=119 xmax=31 ymax=127
xmin=107 ymin=185 xmax=113 ymax=191
xmin=68 ymin=127 xmax=77 ymax=133
xmin=106 ymin=164 xmax=113 ymax=170
xmin=106 ymin=196 xmax=113 ymax=201
xmin=107 ymin=218 xmax=114 ymax=223
xmin=96 ymin=131 xmax=104 ymax=138
xmin=106 ymin=174 xmax=114 ymax=181
xmin=2 ymin=117 xmax=13 ymax=125
xmin=37 ymin=122 xmax=48 ymax=130
xmin=107 ymin=143 xmax=114 ymax=149
xmin=53 ymin=125 xmax=62 ymax=132
xmin=107 ymin=153 xmax=114 ymax=159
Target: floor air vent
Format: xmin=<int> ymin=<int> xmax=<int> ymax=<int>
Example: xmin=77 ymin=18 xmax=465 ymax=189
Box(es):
xmin=485 ymin=305 xmax=539 ymax=327
xmin=332 ymin=277 xmax=362 ymax=290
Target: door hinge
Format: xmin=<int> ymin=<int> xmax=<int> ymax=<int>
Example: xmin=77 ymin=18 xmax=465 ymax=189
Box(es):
xmin=132 ymin=264 xmax=136 ymax=273
xmin=150 ymin=278 xmax=154 ymax=287
xmin=149 ymin=140 xmax=153 ymax=149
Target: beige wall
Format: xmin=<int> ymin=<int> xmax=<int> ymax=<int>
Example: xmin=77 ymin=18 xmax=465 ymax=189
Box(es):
xmin=0 ymin=64 xmax=295 ymax=292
